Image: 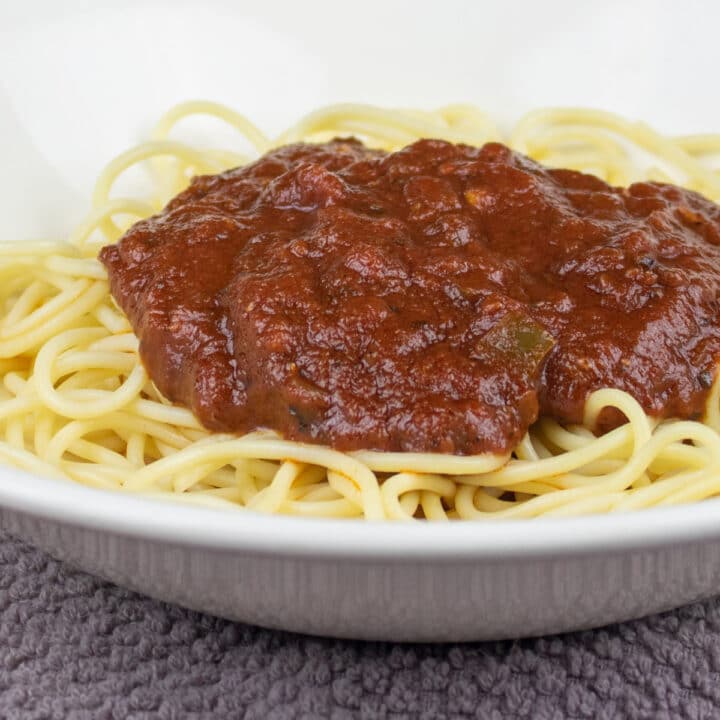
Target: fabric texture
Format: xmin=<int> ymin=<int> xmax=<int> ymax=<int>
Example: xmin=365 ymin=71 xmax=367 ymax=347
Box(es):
xmin=0 ymin=532 xmax=719 ymax=720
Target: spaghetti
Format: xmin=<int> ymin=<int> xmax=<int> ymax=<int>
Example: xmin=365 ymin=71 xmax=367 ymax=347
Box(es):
xmin=2 ymin=101 xmax=720 ymax=520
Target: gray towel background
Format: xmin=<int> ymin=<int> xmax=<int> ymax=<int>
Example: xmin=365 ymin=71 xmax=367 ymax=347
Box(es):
xmin=1 ymin=532 xmax=719 ymax=720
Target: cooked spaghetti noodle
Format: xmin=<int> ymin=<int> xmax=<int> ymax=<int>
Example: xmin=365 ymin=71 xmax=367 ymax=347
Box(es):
xmin=3 ymin=101 xmax=720 ymax=520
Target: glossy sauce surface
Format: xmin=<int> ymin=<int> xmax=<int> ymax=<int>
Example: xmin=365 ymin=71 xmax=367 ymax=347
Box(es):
xmin=100 ymin=139 xmax=720 ymax=454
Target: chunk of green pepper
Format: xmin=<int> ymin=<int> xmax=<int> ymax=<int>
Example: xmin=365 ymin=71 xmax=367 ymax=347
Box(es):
xmin=479 ymin=312 xmax=555 ymax=375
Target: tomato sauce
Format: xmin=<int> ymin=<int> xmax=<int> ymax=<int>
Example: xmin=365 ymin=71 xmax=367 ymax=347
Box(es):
xmin=101 ymin=139 xmax=720 ymax=454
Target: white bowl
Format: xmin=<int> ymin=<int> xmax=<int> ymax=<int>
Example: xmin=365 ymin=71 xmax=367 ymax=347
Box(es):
xmin=2 ymin=0 xmax=720 ymax=641
xmin=4 ymin=466 xmax=720 ymax=641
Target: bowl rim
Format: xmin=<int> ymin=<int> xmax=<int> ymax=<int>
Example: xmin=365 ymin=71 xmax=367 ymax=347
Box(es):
xmin=1 ymin=463 xmax=720 ymax=560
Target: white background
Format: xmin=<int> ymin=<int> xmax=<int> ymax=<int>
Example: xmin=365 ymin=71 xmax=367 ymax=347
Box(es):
xmin=0 ymin=0 xmax=717 ymax=237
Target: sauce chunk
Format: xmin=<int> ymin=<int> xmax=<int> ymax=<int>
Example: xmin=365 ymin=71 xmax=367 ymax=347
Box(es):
xmin=100 ymin=139 xmax=720 ymax=454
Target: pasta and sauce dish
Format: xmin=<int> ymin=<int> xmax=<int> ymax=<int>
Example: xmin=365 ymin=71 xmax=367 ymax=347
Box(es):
xmin=3 ymin=102 xmax=720 ymax=521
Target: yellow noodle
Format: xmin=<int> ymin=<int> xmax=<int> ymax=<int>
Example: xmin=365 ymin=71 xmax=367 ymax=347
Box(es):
xmin=1 ymin=102 xmax=720 ymax=519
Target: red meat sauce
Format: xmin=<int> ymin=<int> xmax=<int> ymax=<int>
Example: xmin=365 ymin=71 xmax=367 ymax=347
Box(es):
xmin=100 ymin=139 xmax=720 ymax=456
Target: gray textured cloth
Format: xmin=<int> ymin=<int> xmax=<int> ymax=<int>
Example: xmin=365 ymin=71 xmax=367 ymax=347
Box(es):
xmin=0 ymin=533 xmax=719 ymax=720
